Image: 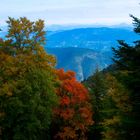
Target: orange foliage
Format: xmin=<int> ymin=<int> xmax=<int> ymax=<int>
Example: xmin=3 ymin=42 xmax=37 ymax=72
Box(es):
xmin=53 ymin=69 xmax=93 ymax=140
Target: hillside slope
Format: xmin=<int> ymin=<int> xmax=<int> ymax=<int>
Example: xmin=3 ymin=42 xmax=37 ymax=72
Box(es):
xmin=46 ymin=47 xmax=112 ymax=81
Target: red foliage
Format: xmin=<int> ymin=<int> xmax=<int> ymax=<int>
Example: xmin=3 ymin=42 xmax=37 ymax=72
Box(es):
xmin=53 ymin=69 xmax=94 ymax=140
xmin=60 ymin=96 xmax=70 ymax=106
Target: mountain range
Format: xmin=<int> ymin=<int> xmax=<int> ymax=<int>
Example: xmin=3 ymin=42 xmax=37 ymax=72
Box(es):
xmin=0 ymin=27 xmax=139 ymax=80
xmin=46 ymin=27 xmax=138 ymax=50
xmin=45 ymin=27 xmax=139 ymax=80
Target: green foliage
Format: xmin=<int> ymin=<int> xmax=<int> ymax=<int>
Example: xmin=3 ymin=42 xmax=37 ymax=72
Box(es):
xmin=0 ymin=17 xmax=58 ymax=140
xmin=101 ymin=74 xmax=131 ymax=140
xmin=6 ymin=17 xmax=46 ymax=50
xmin=130 ymin=15 xmax=140 ymax=34
xmin=84 ymin=71 xmax=131 ymax=140
xmin=112 ymin=15 xmax=140 ymax=140
xmin=83 ymin=69 xmax=107 ymax=140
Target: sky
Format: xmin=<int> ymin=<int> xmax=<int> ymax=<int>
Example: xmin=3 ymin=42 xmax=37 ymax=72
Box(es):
xmin=0 ymin=0 xmax=140 ymax=26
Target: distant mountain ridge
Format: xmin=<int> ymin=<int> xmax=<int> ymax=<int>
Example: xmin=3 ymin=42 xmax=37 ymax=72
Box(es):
xmin=45 ymin=27 xmax=139 ymax=80
xmin=46 ymin=27 xmax=139 ymax=51
xmin=46 ymin=23 xmax=133 ymax=31
xmin=46 ymin=47 xmax=112 ymax=81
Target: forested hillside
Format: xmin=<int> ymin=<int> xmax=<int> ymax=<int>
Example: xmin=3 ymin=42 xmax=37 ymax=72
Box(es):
xmin=83 ymin=15 xmax=140 ymax=140
xmin=0 ymin=15 xmax=140 ymax=140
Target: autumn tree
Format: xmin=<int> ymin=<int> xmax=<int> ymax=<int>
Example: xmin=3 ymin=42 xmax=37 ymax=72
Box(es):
xmin=52 ymin=69 xmax=93 ymax=140
xmin=0 ymin=17 xmax=58 ymax=140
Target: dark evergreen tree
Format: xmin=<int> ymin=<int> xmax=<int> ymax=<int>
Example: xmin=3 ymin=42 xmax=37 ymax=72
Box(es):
xmin=84 ymin=69 xmax=107 ymax=140
xmin=112 ymin=15 xmax=140 ymax=140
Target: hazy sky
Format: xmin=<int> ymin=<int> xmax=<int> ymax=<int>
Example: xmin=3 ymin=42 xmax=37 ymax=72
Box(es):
xmin=0 ymin=0 xmax=140 ymax=25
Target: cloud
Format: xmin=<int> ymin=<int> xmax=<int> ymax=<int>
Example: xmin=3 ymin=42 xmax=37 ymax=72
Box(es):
xmin=0 ymin=0 xmax=140 ymax=25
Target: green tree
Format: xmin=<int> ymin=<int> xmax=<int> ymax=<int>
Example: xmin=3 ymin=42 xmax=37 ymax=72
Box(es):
xmin=101 ymin=74 xmax=131 ymax=140
xmin=83 ymin=69 xmax=107 ymax=140
xmin=112 ymin=15 xmax=140 ymax=139
xmin=0 ymin=17 xmax=58 ymax=140
xmin=6 ymin=17 xmax=46 ymax=50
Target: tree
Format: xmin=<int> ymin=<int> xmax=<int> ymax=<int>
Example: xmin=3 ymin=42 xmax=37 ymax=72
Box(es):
xmin=6 ymin=17 xmax=46 ymax=50
xmin=0 ymin=17 xmax=58 ymax=140
xmin=101 ymin=74 xmax=131 ymax=140
xmin=83 ymin=69 xmax=107 ymax=140
xmin=52 ymin=69 xmax=93 ymax=140
xmin=112 ymin=15 xmax=140 ymax=139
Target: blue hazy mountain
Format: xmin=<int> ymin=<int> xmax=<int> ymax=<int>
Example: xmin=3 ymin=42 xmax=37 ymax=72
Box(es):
xmin=46 ymin=47 xmax=112 ymax=81
xmin=45 ymin=27 xmax=139 ymax=80
xmin=46 ymin=27 xmax=139 ymax=51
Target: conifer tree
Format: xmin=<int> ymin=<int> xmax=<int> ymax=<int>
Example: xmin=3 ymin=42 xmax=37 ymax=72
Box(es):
xmin=112 ymin=15 xmax=140 ymax=140
xmin=83 ymin=69 xmax=107 ymax=140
